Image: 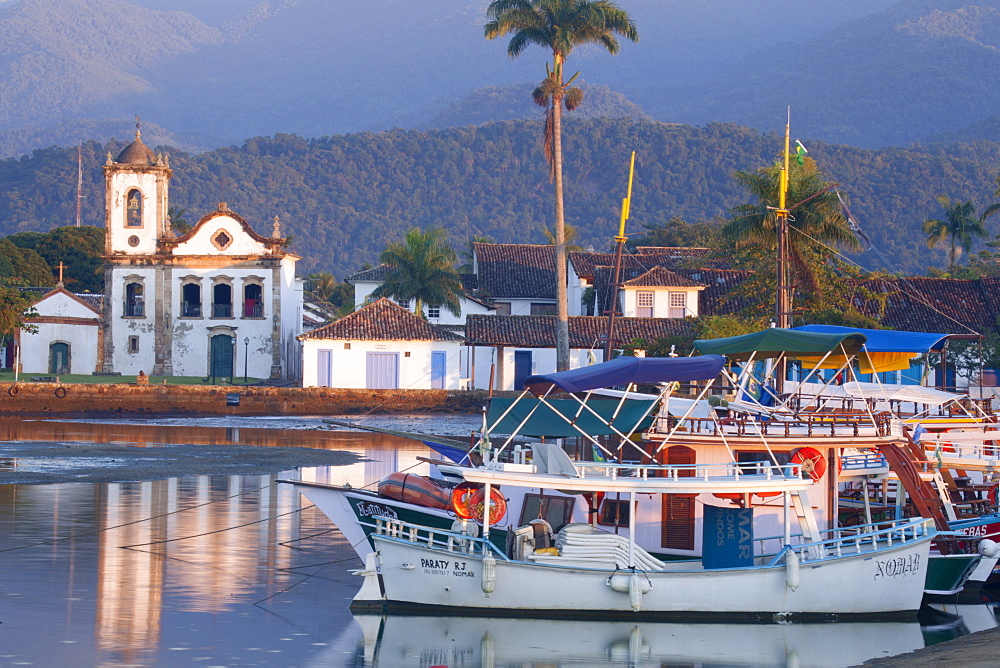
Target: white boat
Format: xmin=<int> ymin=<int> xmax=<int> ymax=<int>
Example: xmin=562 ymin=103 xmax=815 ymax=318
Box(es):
xmin=338 ymin=356 xmax=935 ymax=619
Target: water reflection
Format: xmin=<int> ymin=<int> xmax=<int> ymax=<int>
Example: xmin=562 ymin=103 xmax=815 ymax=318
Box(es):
xmin=0 ymin=417 xmax=997 ymax=667
xmin=338 ymin=614 xmax=927 ymax=668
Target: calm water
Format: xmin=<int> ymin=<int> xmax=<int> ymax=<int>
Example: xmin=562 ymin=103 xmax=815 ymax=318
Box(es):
xmin=0 ymin=417 xmax=997 ymax=667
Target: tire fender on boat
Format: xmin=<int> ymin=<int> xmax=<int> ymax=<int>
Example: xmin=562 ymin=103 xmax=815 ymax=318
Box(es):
xmin=7 ymin=385 xmax=18 ymax=397
xmin=785 ymin=549 xmax=800 ymax=591
xmin=481 ymin=553 xmax=496 ymax=594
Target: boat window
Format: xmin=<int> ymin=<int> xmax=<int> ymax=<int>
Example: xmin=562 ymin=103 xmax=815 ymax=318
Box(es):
xmin=735 ymin=450 xmax=790 ymax=472
xmin=597 ymin=497 xmax=631 ymax=527
xmin=518 ymin=494 xmax=575 ymax=532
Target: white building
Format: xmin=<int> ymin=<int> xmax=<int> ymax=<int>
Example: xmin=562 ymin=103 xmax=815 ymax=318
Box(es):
xmin=346 ymin=265 xmax=495 ymax=327
xmin=17 ymin=287 xmax=101 ymax=375
xmin=299 ymin=298 xmax=464 ymax=389
xmin=101 ymin=128 xmax=303 ymax=380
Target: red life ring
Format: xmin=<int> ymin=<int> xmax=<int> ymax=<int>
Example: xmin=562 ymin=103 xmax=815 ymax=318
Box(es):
xmin=468 ymin=486 xmax=507 ymax=525
xmin=451 ymin=482 xmax=480 ymax=520
xmin=791 ymin=447 xmax=827 ymax=482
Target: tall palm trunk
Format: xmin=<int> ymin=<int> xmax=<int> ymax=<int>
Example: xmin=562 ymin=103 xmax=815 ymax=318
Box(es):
xmin=552 ymin=56 xmax=570 ymax=371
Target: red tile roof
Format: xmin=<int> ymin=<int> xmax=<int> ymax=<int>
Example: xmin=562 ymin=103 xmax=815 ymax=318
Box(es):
xmin=465 ymin=315 xmax=696 ymax=348
xmin=620 ymin=266 xmax=704 ymax=288
xmin=298 ymin=298 xmax=462 ymax=341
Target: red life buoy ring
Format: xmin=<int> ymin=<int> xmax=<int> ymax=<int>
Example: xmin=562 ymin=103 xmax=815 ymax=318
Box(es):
xmin=791 ymin=446 xmax=827 ymax=482
xmin=468 ymin=486 xmax=507 ymax=525
xmin=451 ymin=482 xmax=479 ymax=520
xmin=54 ymin=386 xmax=67 ymax=399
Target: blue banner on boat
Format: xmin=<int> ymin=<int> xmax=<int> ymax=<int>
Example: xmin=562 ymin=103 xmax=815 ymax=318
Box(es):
xmin=702 ymin=505 xmax=754 ymax=569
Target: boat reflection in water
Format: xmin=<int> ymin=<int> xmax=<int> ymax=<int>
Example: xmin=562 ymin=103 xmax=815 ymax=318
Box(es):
xmin=339 ymin=613 xmax=926 ymax=668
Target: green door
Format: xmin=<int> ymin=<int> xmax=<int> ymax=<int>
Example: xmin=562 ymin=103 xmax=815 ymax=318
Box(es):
xmin=210 ymin=335 xmax=234 ymax=381
xmin=49 ymin=342 xmax=69 ymax=374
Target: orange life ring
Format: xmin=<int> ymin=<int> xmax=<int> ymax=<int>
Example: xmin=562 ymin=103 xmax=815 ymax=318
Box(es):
xmin=451 ymin=482 xmax=479 ymax=520
xmin=791 ymin=446 xmax=827 ymax=482
xmin=467 ymin=486 xmax=507 ymax=525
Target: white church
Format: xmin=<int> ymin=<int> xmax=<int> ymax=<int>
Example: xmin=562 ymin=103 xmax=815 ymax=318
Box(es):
xmin=9 ymin=127 xmax=306 ymax=381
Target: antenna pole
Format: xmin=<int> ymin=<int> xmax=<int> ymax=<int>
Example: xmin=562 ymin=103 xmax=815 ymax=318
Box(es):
xmin=76 ymin=144 xmax=83 ymax=227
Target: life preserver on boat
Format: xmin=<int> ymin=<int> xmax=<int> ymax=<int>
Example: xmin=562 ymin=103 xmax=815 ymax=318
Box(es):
xmin=713 ymin=493 xmax=744 ymax=502
xmin=791 ymin=446 xmax=827 ymax=482
xmin=7 ymin=385 xmax=18 ymax=397
xmin=451 ymin=482 xmax=480 ymax=520
xmin=54 ymin=386 xmax=67 ymax=399
xmin=467 ymin=486 xmax=507 ymax=525
xmin=753 ymin=491 xmax=782 ymax=500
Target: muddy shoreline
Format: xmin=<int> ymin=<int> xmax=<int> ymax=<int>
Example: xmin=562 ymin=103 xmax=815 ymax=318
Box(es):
xmin=0 ymin=440 xmax=360 ymax=485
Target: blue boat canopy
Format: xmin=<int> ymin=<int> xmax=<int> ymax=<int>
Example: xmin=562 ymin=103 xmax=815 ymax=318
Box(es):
xmin=522 ymin=355 xmax=726 ymax=395
xmin=792 ymin=325 xmax=949 ymax=353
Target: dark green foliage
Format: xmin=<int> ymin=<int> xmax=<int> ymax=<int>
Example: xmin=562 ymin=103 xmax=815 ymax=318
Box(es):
xmin=0 ymin=239 xmax=53 ymax=286
xmin=0 ymin=120 xmax=997 ymax=281
xmin=0 ymin=280 xmax=38 ymax=336
xmin=8 ymin=226 xmax=104 ymax=293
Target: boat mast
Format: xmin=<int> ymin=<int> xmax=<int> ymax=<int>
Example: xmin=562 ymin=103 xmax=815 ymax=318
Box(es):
xmin=774 ymin=112 xmax=793 ymax=393
xmin=603 ymin=151 xmax=636 ymax=361
xmin=775 ymin=110 xmax=792 ymax=329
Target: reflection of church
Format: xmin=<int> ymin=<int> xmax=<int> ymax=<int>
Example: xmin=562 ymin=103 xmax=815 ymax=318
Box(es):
xmin=102 ymin=127 xmax=303 ymax=379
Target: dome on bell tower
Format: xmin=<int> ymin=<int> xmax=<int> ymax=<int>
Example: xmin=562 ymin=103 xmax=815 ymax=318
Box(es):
xmin=115 ymin=120 xmax=157 ymax=165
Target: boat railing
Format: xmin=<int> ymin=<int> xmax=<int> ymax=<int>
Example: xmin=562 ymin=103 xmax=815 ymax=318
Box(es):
xmin=762 ymin=517 xmax=934 ymax=566
xmin=840 ymin=452 xmax=889 ymax=471
xmin=919 ymin=441 xmax=1000 ymax=461
xmin=652 ymin=413 xmax=887 ymax=438
xmin=368 ymin=516 xmax=507 ymax=559
xmin=565 ymin=460 xmax=802 ymax=482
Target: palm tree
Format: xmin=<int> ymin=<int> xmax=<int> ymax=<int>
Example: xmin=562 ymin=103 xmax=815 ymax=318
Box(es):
xmin=979 ymin=175 xmax=1000 ymax=226
xmin=307 ymin=272 xmax=338 ymax=301
xmin=485 ymin=0 xmax=638 ymax=370
xmin=372 ymin=228 xmax=464 ymax=317
xmin=723 ymin=157 xmax=861 ymax=314
xmin=543 ymin=221 xmax=583 ymax=252
xmin=923 ymin=196 xmax=988 ymax=274
xmin=458 ymin=235 xmax=492 ymax=274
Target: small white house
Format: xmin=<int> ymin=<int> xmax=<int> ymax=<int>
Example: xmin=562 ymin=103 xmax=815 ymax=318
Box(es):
xmin=464 ymin=315 xmax=696 ymax=391
xmin=17 ymin=287 xmax=102 ymax=375
xmin=299 ymin=298 xmax=464 ymax=389
xmin=346 ymin=265 xmax=495 ymax=327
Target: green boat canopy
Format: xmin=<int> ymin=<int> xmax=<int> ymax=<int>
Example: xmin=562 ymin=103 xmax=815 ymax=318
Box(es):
xmin=486 ymin=397 xmax=656 ymax=439
xmin=693 ymin=328 xmax=868 ymax=361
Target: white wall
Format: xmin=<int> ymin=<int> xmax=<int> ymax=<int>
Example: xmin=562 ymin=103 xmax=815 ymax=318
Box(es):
xmin=466 ymin=345 xmax=605 ymax=391
xmin=621 ymin=287 xmax=701 ymax=318
xmin=301 ymin=338 xmax=463 ymax=389
xmin=20 ymin=292 xmax=100 ymax=374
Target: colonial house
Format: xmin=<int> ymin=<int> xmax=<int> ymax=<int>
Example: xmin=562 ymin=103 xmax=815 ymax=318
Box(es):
xmin=473 ymin=243 xmax=558 ymax=316
xmin=101 ymin=128 xmax=303 ymax=380
xmin=465 ymin=315 xmax=695 ymax=391
xmin=15 ymin=286 xmax=102 ymax=375
xmin=299 ymin=298 xmax=464 ymax=389
xmin=346 ymin=265 xmax=495 ymax=329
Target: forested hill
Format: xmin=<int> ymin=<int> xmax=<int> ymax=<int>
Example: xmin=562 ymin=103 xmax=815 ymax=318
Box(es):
xmin=1 ymin=119 xmax=998 ymax=278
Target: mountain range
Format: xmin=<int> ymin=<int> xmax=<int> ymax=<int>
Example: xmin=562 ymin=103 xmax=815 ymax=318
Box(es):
xmin=0 ymin=0 xmax=996 ymax=155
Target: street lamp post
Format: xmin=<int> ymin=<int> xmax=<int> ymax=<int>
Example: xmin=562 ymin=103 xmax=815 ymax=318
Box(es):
xmin=243 ymin=337 xmax=250 ymax=385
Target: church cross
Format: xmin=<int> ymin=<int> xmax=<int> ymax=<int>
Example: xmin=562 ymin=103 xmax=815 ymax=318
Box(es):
xmin=56 ymin=261 xmax=66 ymax=286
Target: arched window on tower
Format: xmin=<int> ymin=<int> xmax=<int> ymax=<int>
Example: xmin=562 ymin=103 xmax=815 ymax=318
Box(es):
xmin=126 ymin=189 xmax=142 ymax=227
xmin=125 ymin=282 xmax=144 ymax=317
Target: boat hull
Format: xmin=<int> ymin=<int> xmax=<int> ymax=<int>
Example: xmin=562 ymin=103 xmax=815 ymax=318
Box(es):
xmin=362 ymin=533 xmax=931 ymax=619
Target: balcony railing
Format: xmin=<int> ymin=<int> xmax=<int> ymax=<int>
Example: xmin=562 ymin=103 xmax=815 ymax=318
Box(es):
xmin=182 ymin=302 xmax=202 ymax=318
xmin=243 ymin=302 xmax=263 ymax=318
xmin=124 ymin=302 xmax=144 ymax=318
xmin=213 ymin=303 xmax=233 ymax=318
